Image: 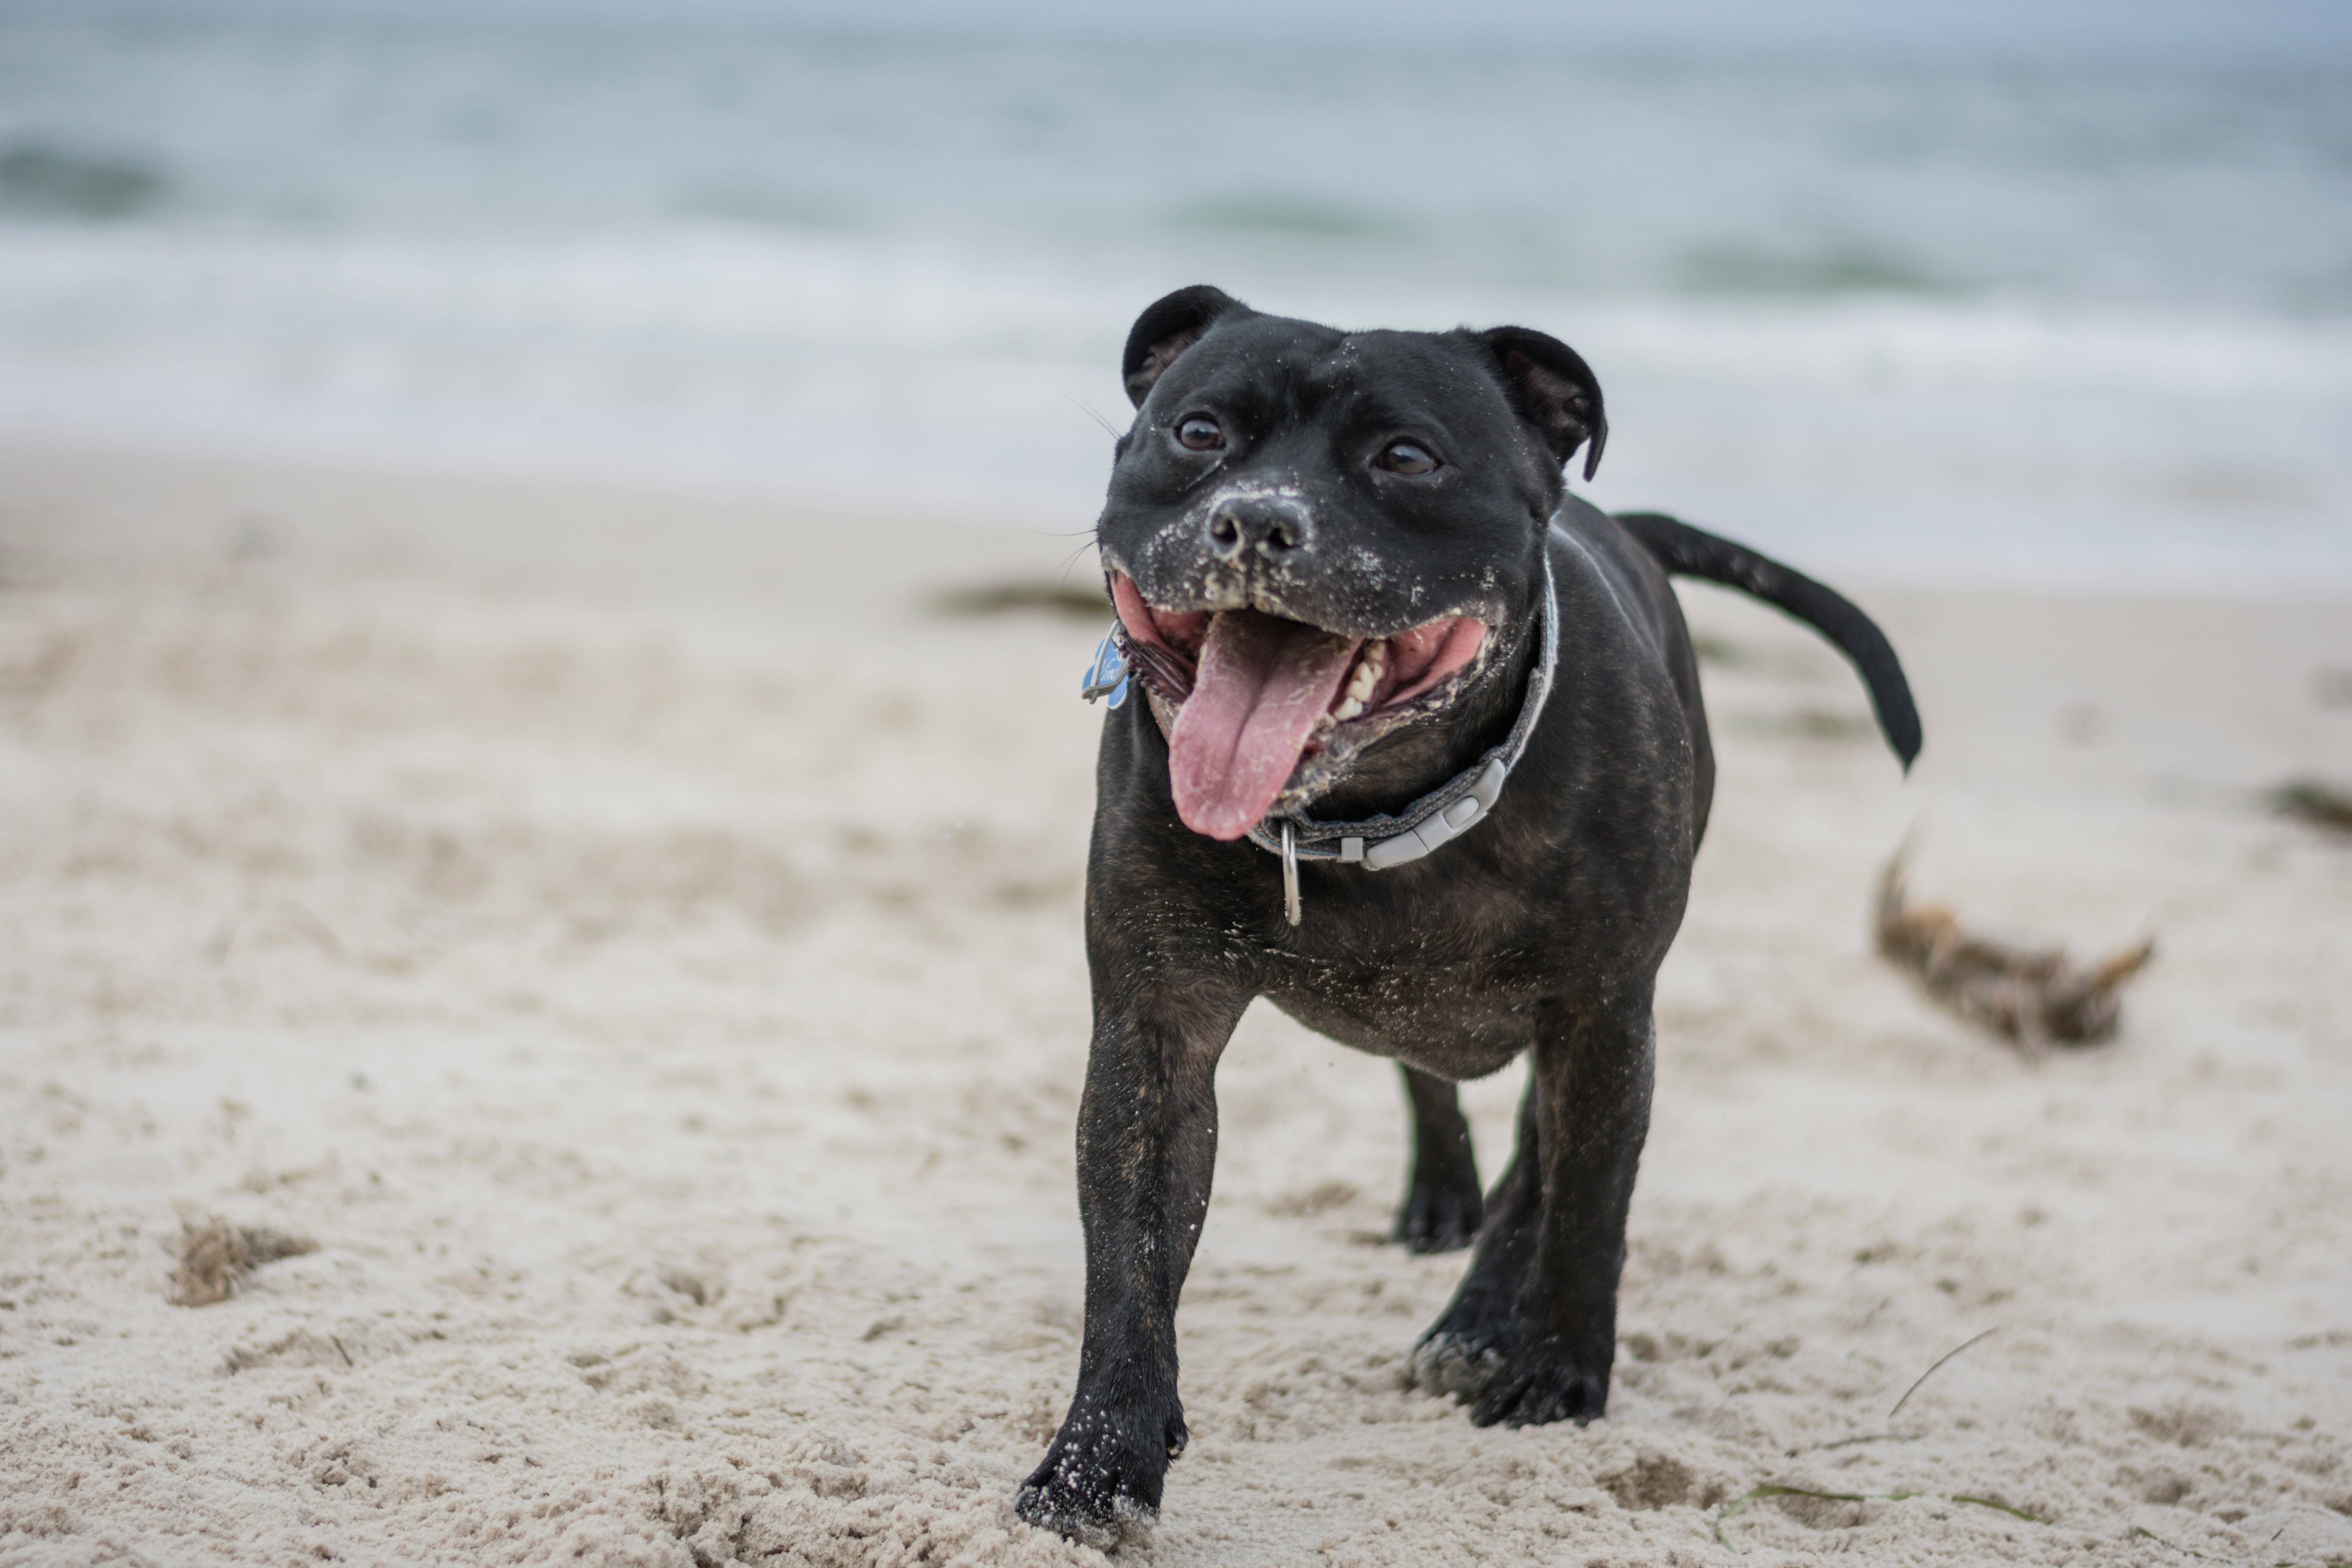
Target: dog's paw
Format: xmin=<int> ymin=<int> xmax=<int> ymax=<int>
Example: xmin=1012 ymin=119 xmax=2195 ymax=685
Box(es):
xmin=1393 ymin=1178 xmax=1484 ymax=1254
xmin=1013 ymin=1405 xmax=1184 ymax=1548
xmin=1410 ymin=1328 xmax=1507 ymax=1399
xmin=1012 ymin=1481 xmax=1156 ymax=1552
xmin=1466 ymin=1340 xmax=1609 ymax=1428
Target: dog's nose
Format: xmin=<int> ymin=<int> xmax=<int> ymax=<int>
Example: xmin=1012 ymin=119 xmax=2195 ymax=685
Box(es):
xmin=1204 ymin=496 xmax=1313 ymax=563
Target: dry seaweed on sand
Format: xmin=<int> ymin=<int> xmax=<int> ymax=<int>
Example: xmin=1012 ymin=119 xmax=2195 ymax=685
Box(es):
xmin=170 ymin=1216 xmax=318 ymax=1307
xmin=927 ymin=579 xmax=1109 ymax=619
xmin=1875 ymin=855 xmax=2154 ymax=1053
xmin=2269 ymin=779 xmax=2352 ymax=834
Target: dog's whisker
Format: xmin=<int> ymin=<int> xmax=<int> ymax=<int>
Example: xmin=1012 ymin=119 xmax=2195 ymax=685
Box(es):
xmin=1066 ymin=395 xmax=1122 ymax=439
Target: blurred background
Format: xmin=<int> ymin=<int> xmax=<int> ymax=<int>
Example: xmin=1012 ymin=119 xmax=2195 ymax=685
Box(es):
xmin=2 ymin=0 xmax=2349 ymax=588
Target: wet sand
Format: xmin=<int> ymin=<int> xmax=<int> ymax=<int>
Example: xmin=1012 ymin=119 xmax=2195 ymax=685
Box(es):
xmin=2 ymin=442 xmax=2348 ymax=1566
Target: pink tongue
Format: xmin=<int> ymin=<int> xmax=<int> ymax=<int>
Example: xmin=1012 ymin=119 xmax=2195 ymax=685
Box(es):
xmin=1168 ymin=610 xmax=1362 ymax=841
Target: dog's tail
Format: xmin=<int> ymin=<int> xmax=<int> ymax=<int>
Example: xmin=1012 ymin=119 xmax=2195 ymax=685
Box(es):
xmin=1614 ymin=510 xmax=1922 ymax=770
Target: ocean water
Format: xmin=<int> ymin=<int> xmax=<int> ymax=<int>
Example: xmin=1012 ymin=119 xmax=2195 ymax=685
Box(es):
xmin=3 ymin=15 xmax=2349 ymax=588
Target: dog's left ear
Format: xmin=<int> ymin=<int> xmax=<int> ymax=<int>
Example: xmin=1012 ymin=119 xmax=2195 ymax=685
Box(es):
xmin=1477 ymin=327 xmax=1608 ymax=481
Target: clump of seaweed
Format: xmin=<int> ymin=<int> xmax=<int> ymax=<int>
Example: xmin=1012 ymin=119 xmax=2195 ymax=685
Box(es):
xmin=1875 ymin=856 xmax=2154 ymax=1053
xmin=928 ymin=579 xmax=1109 ymax=619
xmin=171 ymin=1217 xmax=318 ymax=1307
xmin=2269 ymin=779 xmax=2352 ymax=834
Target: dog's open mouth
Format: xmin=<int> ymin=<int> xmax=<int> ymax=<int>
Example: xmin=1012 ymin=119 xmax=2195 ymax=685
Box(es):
xmin=1109 ymin=572 xmax=1487 ymax=841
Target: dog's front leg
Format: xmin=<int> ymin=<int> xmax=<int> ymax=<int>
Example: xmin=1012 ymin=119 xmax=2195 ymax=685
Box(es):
xmin=1468 ymin=992 xmax=1657 ymax=1427
xmin=1014 ymin=978 xmax=1246 ymax=1546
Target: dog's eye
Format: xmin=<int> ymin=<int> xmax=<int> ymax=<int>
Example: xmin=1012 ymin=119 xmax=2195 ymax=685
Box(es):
xmin=1176 ymin=416 xmax=1224 ymax=452
xmin=1378 ymin=441 xmax=1439 ymax=476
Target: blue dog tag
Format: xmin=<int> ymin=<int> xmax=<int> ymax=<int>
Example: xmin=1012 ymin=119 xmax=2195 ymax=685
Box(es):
xmin=1080 ymin=628 xmax=1129 ymax=709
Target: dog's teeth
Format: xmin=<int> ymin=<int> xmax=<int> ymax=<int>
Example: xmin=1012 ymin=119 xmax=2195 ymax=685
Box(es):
xmin=1328 ymin=641 xmax=1387 ymax=724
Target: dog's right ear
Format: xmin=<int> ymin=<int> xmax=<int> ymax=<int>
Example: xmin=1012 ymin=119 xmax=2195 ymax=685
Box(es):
xmin=1122 ymin=285 xmax=1250 ymax=408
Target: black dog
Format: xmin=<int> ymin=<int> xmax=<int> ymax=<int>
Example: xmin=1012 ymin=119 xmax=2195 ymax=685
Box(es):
xmin=1016 ymin=287 xmax=1919 ymax=1546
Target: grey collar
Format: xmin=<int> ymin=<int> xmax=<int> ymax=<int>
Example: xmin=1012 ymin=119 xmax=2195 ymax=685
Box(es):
xmin=1244 ymin=548 xmax=1557 ymax=904
xmin=1084 ymin=549 xmax=1559 ymax=924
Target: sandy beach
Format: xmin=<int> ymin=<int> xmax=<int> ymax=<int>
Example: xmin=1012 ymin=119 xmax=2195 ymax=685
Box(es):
xmin=1 ymin=441 xmax=2347 ymax=1567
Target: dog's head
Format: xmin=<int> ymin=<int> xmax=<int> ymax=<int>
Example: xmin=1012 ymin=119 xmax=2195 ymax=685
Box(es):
xmin=1096 ymin=285 xmax=1606 ymax=841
